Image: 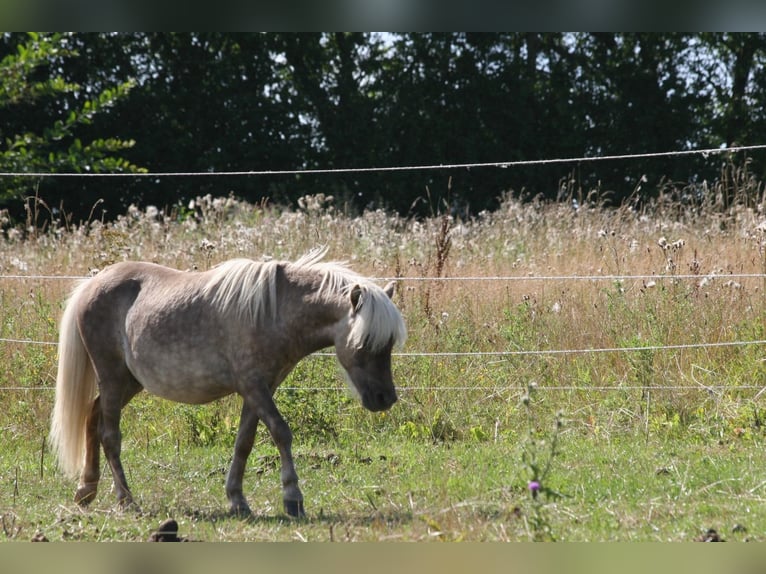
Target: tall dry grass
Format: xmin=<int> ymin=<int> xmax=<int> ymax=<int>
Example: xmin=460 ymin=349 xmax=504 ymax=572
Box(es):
xmin=0 ymin=181 xmax=765 ymax=443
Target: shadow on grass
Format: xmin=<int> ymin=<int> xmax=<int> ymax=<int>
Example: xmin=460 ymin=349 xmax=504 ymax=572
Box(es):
xmin=179 ymin=506 xmax=417 ymax=529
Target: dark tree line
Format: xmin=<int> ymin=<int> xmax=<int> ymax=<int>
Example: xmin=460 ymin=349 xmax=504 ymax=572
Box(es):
xmin=2 ymin=32 xmax=766 ymax=222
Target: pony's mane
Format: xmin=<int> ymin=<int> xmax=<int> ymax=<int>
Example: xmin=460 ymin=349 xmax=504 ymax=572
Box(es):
xmin=202 ymin=247 xmax=406 ymax=352
xmin=202 ymin=258 xmax=279 ymax=324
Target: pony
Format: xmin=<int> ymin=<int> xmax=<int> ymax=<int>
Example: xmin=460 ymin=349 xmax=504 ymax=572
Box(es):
xmin=49 ymin=247 xmax=406 ymax=517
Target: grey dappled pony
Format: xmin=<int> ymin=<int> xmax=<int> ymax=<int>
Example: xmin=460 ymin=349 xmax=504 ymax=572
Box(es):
xmin=49 ymin=247 xmax=406 ymax=517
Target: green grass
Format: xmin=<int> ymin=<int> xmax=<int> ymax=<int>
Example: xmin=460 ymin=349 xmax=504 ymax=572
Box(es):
xmin=2 ymin=415 xmax=765 ymax=541
xmin=2 ymin=192 xmax=766 ymax=541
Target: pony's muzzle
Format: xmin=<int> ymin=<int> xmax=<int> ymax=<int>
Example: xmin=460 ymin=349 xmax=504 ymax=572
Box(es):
xmin=364 ymin=387 xmax=398 ymax=412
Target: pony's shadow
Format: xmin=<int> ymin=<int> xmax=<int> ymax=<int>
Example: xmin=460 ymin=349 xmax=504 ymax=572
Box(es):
xmin=181 ymin=506 xmax=416 ymax=529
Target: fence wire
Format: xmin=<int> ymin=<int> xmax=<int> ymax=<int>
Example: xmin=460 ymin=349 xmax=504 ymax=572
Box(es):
xmin=1 ymin=143 xmax=766 ymax=394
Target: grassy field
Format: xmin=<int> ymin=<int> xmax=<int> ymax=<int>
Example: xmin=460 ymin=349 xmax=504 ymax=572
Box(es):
xmin=1 ymin=189 xmax=766 ymax=541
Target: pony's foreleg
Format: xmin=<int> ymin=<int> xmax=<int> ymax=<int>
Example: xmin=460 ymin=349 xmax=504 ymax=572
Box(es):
xmin=242 ymin=389 xmax=304 ymax=518
xmin=74 ymin=397 xmax=102 ymax=505
xmin=265 ymin=411 xmax=304 ymax=518
xmin=225 ymin=402 xmax=259 ymax=516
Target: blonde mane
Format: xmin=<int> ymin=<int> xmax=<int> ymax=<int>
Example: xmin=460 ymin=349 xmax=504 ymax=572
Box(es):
xmin=202 ymin=258 xmax=279 ymax=324
xmin=202 ymin=247 xmax=406 ymax=352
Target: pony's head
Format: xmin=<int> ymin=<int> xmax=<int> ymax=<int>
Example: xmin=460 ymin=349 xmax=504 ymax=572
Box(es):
xmin=334 ymin=280 xmax=406 ymax=412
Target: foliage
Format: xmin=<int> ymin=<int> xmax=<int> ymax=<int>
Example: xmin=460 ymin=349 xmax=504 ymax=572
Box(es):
xmin=520 ymin=382 xmax=564 ymax=541
xmin=2 ymin=33 xmax=766 ymax=220
xmin=0 ymin=33 xmax=145 ymax=209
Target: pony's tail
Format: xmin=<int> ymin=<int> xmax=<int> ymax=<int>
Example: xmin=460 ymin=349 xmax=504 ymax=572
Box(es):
xmin=49 ymin=281 xmax=97 ymax=479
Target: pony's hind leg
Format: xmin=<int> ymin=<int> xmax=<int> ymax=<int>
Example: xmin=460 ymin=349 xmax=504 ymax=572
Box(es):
xmin=90 ymin=369 xmax=143 ymax=509
xmin=74 ymin=397 xmax=102 ymax=506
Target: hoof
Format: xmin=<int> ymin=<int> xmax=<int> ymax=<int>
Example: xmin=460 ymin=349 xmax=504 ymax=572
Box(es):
xmin=230 ymin=503 xmax=253 ymax=518
xmin=117 ymin=496 xmax=141 ymax=513
xmin=283 ymin=499 xmax=305 ymax=518
xmin=228 ymin=494 xmax=252 ymax=516
xmin=74 ymin=486 xmax=97 ymax=507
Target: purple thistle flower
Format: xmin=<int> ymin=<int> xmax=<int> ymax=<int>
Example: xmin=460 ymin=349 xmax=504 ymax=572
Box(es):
xmin=528 ymin=481 xmax=540 ymax=498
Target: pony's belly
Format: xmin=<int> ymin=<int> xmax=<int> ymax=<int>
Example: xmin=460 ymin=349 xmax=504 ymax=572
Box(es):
xmin=124 ymin=339 xmax=236 ymax=403
xmin=126 ymin=356 xmax=235 ymax=404
xmin=139 ymin=377 xmax=234 ymax=404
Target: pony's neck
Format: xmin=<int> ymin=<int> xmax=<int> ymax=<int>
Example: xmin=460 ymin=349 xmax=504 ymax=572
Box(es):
xmin=279 ymin=264 xmax=349 ymax=355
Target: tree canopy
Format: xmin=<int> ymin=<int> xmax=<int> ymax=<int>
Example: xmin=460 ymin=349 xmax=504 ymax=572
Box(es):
xmin=0 ymin=33 xmax=145 ymax=217
xmin=1 ymin=32 xmax=765 ymax=222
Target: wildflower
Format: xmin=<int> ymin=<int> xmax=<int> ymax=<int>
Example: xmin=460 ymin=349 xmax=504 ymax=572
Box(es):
xmin=528 ymin=481 xmax=541 ymax=499
xmin=10 ymin=256 xmax=27 ymax=272
xmin=200 ymin=238 xmax=216 ymax=251
xmin=665 ymin=257 xmax=676 ymax=272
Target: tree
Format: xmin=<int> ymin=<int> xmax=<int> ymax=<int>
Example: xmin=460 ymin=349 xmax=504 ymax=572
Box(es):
xmin=4 ymin=33 xmax=766 ymax=222
xmin=58 ymin=33 xmax=317 ymax=217
xmin=0 ymin=32 xmax=145 ymax=219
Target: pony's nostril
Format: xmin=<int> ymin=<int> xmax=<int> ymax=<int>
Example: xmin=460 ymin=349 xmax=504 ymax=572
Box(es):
xmin=377 ymin=390 xmax=397 ymax=409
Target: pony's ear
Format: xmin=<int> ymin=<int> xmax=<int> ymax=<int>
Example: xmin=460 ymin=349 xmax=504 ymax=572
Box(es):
xmin=350 ymin=284 xmax=363 ymax=312
xmin=383 ymin=281 xmax=396 ymax=299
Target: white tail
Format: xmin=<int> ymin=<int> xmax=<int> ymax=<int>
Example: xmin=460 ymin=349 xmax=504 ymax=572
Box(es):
xmin=49 ymin=281 xmax=97 ymax=478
